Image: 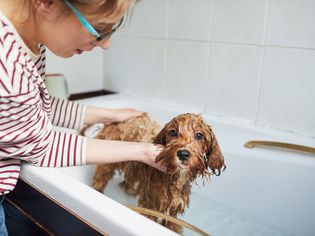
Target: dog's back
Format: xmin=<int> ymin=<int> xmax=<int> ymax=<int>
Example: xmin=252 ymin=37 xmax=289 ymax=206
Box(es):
xmin=92 ymin=114 xmax=160 ymax=193
xmin=97 ymin=113 xmax=160 ymax=142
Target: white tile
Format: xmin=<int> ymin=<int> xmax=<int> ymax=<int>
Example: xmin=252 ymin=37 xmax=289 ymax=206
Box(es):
xmin=114 ymin=16 xmax=131 ymax=37
xmin=127 ymin=38 xmax=165 ymax=97
xmin=46 ymin=49 xmax=104 ymax=94
xmin=164 ymin=40 xmax=210 ymax=109
xmin=258 ymin=47 xmax=315 ymax=136
xmin=167 ymin=0 xmax=212 ymax=41
xmin=212 ymin=0 xmax=267 ymax=44
xmin=266 ymin=0 xmax=315 ymax=49
xmin=206 ymin=43 xmax=263 ymax=121
xmin=103 ymin=37 xmax=131 ymax=92
xmin=129 ymin=0 xmax=168 ymax=38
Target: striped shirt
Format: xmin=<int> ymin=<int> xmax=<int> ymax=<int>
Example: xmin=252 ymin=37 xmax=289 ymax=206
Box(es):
xmin=0 ymin=12 xmax=87 ymax=195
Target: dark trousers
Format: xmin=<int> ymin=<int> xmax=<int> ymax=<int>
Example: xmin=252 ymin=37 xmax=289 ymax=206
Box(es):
xmin=2 ymin=198 xmax=48 ymax=236
xmin=0 ymin=195 xmax=8 ymax=236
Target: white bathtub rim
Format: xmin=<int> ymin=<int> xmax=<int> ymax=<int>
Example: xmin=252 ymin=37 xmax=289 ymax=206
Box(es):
xmin=20 ymin=164 xmax=179 ymax=236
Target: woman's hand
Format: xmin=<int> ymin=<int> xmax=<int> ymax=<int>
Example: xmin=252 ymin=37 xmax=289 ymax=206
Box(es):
xmin=84 ymin=106 xmax=144 ymax=125
xmin=106 ymin=108 xmax=144 ymax=123
xmin=141 ymin=144 xmax=166 ymax=173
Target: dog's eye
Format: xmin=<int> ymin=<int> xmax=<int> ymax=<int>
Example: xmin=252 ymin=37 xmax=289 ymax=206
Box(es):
xmin=169 ymin=129 xmax=178 ymax=137
xmin=195 ymin=132 xmax=204 ymax=140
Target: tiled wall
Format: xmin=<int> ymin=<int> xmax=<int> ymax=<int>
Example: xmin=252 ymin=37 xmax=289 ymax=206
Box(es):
xmin=46 ymin=48 xmax=104 ymax=94
xmin=103 ymin=0 xmax=315 ymax=137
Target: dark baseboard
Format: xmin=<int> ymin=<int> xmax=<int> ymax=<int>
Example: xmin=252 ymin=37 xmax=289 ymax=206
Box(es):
xmin=69 ymin=90 xmax=116 ymax=101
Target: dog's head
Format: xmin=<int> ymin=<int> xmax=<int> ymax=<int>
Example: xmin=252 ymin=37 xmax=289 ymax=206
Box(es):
xmin=153 ymin=113 xmax=225 ymax=181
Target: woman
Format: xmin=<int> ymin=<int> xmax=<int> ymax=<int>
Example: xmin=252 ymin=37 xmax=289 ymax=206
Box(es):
xmin=0 ymin=0 xmax=164 ymax=234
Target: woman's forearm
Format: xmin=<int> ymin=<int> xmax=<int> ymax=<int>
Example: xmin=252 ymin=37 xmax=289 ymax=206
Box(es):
xmin=86 ymin=138 xmax=145 ymax=164
xmin=84 ymin=106 xmax=144 ymax=126
xmin=86 ymin=138 xmax=165 ymax=171
xmin=84 ymin=106 xmax=113 ymax=125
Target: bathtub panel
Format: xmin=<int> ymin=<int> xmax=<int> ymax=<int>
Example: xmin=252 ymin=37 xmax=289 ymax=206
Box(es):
xmin=5 ymin=179 xmax=103 ymax=236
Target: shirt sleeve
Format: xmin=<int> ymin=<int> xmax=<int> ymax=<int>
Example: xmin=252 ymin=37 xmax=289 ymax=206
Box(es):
xmin=0 ymin=91 xmax=88 ymax=167
xmin=0 ymin=159 xmax=20 ymax=194
xmin=0 ymin=37 xmax=87 ymax=168
xmin=50 ymin=96 xmax=87 ymax=131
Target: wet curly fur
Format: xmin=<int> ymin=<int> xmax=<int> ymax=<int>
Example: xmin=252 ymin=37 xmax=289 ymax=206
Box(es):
xmin=92 ymin=113 xmax=225 ymax=233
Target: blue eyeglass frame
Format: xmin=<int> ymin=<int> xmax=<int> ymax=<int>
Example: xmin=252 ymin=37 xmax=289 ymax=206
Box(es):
xmin=64 ymin=0 xmax=123 ymax=42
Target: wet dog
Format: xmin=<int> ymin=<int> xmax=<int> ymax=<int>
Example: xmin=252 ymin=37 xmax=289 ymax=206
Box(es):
xmin=92 ymin=113 xmax=225 ymax=233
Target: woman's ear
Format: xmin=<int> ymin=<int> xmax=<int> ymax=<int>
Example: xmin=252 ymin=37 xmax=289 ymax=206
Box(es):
xmin=33 ymin=0 xmax=60 ymax=19
xmin=205 ymin=126 xmax=225 ymax=176
xmin=33 ymin=0 xmax=53 ymax=11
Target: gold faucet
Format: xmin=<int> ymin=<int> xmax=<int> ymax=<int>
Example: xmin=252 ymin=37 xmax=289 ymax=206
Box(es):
xmin=244 ymin=140 xmax=315 ymax=156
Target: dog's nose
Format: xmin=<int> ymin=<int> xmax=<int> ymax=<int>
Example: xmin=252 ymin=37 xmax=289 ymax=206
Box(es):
xmin=177 ymin=149 xmax=190 ymax=161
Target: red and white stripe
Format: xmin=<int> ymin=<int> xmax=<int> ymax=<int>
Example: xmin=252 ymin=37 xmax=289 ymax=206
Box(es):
xmin=0 ymin=13 xmax=87 ymax=195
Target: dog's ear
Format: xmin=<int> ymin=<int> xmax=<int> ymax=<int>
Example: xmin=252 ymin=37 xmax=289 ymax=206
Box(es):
xmin=205 ymin=126 xmax=225 ymax=176
xmin=153 ymin=128 xmax=166 ymax=145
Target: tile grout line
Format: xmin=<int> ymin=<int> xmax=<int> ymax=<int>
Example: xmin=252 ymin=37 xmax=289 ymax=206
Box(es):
xmin=255 ymin=0 xmax=271 ymax=124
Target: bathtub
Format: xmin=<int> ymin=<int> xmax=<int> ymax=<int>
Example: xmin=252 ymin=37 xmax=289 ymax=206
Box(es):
xmin=19 ymin=94 xmax=315 ymax=236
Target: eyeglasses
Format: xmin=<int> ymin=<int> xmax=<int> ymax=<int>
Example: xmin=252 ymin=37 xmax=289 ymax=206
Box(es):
xmin=64 ymin=0 xmax=123 ymax=44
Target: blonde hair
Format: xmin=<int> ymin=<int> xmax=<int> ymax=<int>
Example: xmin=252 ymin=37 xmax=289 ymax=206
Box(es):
xmin=68 ymin=0 xmax=136 ymax=18
xmin=12 ymin=0 xmax=138 ymax=25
